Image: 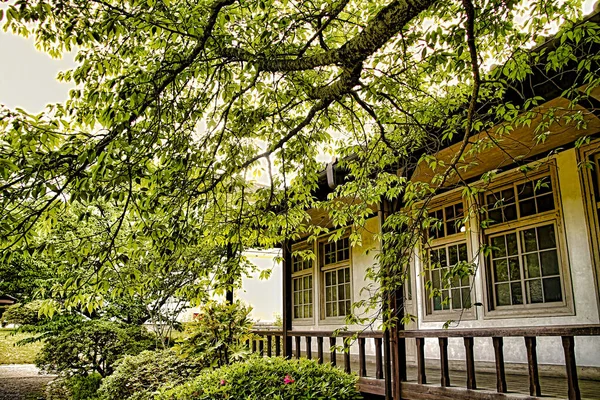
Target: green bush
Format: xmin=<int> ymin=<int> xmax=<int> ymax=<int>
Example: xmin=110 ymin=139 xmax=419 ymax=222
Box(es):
xmin=174 ymin=301 xmax=253 ymax=367
xmin=36 ymin=319 xmax=156 ymax=377
xmin=97 ymin=349 xmax=205 ymax=400
xmin=157 ymin=357 xmax=362 ymax=400
xmin=1 ymin=301 xmax=44 ymax=326
xmin=46 ymin=373 xmax=103 ymax=400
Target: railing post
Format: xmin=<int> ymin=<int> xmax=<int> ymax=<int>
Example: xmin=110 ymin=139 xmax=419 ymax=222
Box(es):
xmin=282 ymin=240 xmax=293 ymax=359
xmin=305 ymin=336 xmax=312 ymax=360
xmin=259 ymin=337 xmax=264 ymax=357
xmin=492 ymin=337 xmax=507 ymax=393
xmin=358 ymin=337 xmax=367 ymax=377
xmin=525 ymin=336 xmax=541 ymax=397
xmin=439 ymin=337 xmax=450 ymax=387
xmin=375 ymin=337 xmax=384 ymax=379
xmin=344 ymin=339 xmax=351 ymax=373
xmin=416 ymin=337 xmax=426 ymax=385
xmin=267 ymin=335 xmax=272 ymax=357
xmin=295 ymin=335 xmax=301 ymax=359
xmin=562 ymin=336 xmax=581 ymax=400
xmin=317 ymin=336 xmax=324 ymax=364
xmin=275 ymin=335 xmax=281 ymax=357
xmin=329 ymin=337 xmax=337 ymax=366
xmin=464 ymin=337 xmax=476 ymax=390
xmin=252 ymin=339 xmax=257 ymax=354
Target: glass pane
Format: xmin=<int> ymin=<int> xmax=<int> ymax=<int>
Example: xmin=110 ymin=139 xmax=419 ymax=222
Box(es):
xmin=338 ymin=269 xmax=344 ymax=283
xmin=509 ymin=257 xmax=521 ymax=280
xmin=504 ymin=204 xmax=518 ymax=221
xmin=446 ymin=221 xmax=457 ymax=235
xmin=537 ymin=194 xmax=554 ymax=213
xmin=294 ymin=292 xmax=299 ymax=305
xmin=449 ymin=245 xmax=458 ymax=265
xmin=525 ymin=253 xmax=540 ymax=278
xmin=536 ymin=179 xmax=552 ymax=194
xmin=325 ymin=272 xmax=332 ymax=286
xmin=452 ymin=288 xmax=462 ymax=309
xmin=511 ymin=282 xmax=523 ymax=305
xmin=343 ymin=248 xmax=350 ymax=261
xmin=543 ymin=277 xmax=562 ymax=302
xmin=462 ymin=288 xmax=471 ymax=308
xmin=306 ymin=305 xmax=312 ymax=318
xmin=522 ymin=228 xmax=538 ymax=253
xmin=326 ymin=287 xmax=332 ymax=302
xmin=507 ymin=233 xmax=518 ymax=256
xmin=433 ymin=296 xmax=442 ymax=311
xmin=518 ymin=181 xmax=534 ymax=198
xmin=442 ymin=290 xmax=450 ymax=310
xmin=492 ymin=236 xmax=506 ymax=258
xmin=326 ymin=302 xmax=334 ymax=317
xmin=494 ymin=259 xmax=508 ymax=282
xmin=459 ymin=243 xmax=468 ymax=261
xmin=527 ymin=279 xmax=543 ymax=303
xmin=539 ymin=250 xmax=559 ymax=276
xmin=344 ymin=284 xmax=350 ymax=301
xmin=461 ymin=274 xmax=469 ymax=286
xmin=538 ymin=225 xmax=556 ymax=250
xmin=338 ymin=249 xmax=345 ymax=261
xmin=502 ymin=188 xmax=516 ymax=202
xmin=446 ymin=205 xmax=455 ymax=219
xmin=293 ymin=279 xmax=298 ymax=291
xmin=331 ymin=286 xmax=338 ymax=301
xmin=489 ymin=209 xmax=503 ymax=224
xmin=496 ymin=283 xmax=510 ymax=306
xmin=339 ymin=301 xmax=346 ymax=316
xmin=338 ymin=284 xmax=345 ymax=302
xmin=294 ymin=306 xmax=299 ymax=318
xmin=308 ymin=290 xmax=312 ymax=303
xmin=519 ymin=199 xmax=536 ymax=217
xmin=344 ymin=268 xmax=350 ymax=282
xmin=432 ymin=270 xmax=441 ymax=289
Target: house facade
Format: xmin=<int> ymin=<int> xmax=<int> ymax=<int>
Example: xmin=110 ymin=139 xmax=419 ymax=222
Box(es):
xmin=252 ymin=9 xmax=600 ymax=400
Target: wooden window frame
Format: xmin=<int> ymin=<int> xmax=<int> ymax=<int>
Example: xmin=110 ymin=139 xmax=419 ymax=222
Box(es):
xmin=481 ymin=166 xmax=574 ymax=318
xmin=421 ymin=197 xmax=477 ymax=322
xmin=578 ymin=141 xmax=600 ymax=314
xmin=319 ymin=233 xmax=353 ymax=323
xmin=291 ymin=244 xmax=314 ymax=322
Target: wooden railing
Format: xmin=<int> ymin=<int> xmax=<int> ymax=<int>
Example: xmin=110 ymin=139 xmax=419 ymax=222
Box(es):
xmin=251 ymin=325 xmax=600 ymax=400
xmin=399 ymin=324 xmax=600 ymax=400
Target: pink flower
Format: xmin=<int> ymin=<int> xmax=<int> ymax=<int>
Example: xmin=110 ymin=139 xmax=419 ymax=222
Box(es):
xmin=220 ymin=379 xmax=226 ymax=386
xmin=283 ymin=374 xmax=295 ymax=385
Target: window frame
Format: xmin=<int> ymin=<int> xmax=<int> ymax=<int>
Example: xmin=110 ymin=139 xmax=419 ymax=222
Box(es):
xmin=578 ymin=141 xmax=600 ymax=305
xmin=291 ymin=244 xmax=315 ymax=322
xmin=421 ymin=197 xmax=477 ymax=322
xmin=318 ymin=233 xmax=353 ymax=323
xmin=480 ymin=166 xmax=574 ymax=318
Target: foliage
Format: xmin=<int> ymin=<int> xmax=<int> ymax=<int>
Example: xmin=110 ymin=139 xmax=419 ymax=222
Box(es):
xmin=175 ymin=301 xmax=253 ymax=367
xmin=1 ymin=301 xmax=45 ymax=326
xmin=0 ymin=0 xmax=598 ymax=332
xmin=46 ymin=373 xmax=103 ymax=400
xmin=0 ymin=328 xmax=44 ymax=364
xmin=35 ymin=319 xmax=156 ymax=377
xmin=97 ymin=349 xmax=205 ymax=400
xmin=156 ymin=357 xmax=362 ymax=400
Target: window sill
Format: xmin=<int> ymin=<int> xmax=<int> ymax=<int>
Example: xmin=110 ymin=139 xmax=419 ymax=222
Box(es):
xmin=483 ymin=302 xmax=574 ymax=319
xmin=319 ymin=317 xmax=349 ymax=326
xmin=292 ymin=318 xmax=315 ymax=326
xmin=422 ymin=309 xmax=477 ymax=323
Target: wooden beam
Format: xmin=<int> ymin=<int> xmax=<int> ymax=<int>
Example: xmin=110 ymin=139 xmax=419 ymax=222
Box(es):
xmin=282 ymin=240 xmax=293 ymax=359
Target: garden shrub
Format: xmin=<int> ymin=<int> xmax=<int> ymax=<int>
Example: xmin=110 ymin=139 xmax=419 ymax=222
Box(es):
xmin=174 ymin=300 xmax=253 ymax=367
xmin=97 ymin=349 xmax=205 ymax=400
xmin=157 ymin=357 xmax=362 ymax=400
xmin=45 ymin=373 xmax=103 ymax=400
xmin=36 ymin=319 xmax=156 ymax=377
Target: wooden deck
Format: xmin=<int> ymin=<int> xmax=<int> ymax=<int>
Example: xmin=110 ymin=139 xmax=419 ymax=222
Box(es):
xmin=352 ymin=360 xmax=600 ymax=399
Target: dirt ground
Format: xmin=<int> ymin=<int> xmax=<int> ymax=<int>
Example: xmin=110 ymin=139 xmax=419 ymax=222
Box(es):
xmin=0 ymin=364 xmax=55 ymax=400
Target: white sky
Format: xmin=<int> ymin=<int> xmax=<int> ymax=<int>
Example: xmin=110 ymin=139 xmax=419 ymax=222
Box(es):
xmin=0 ymin=1 xmax=596 ymax=113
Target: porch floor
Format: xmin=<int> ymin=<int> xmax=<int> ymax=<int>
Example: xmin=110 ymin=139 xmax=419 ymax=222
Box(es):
xmin=335 ymin=357 xmax=600 ymax=399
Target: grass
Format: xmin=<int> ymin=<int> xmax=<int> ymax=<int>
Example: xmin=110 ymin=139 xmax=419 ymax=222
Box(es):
xmin=0 ymin=328 xmax=44 ymax=364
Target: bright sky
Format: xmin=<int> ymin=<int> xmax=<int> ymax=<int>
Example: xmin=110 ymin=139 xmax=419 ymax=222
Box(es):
xmin=0 ymin=1 xmax=596 ymax=114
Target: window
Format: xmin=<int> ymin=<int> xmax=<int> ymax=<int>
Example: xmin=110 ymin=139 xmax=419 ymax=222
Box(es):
xmin=427 ymin=243 xmax=472 ymax=311
xmin=292 ymin=249 xmax=313 ymax=320
xmin=580 ymin=146 xmax=600 ymax=300
xmin=484 ymin=174 xmax=567 ymax=310
xmin=424 ymin=200 xmax=473 ymax=316
xmin=321 ymin=236 xmax=351 ymax=318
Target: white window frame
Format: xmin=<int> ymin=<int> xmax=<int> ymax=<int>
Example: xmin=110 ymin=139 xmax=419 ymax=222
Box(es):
xmin=319 ymin=234 xmax=352 ymax=322
xmin=481 ymin=166 xmax=574 ymax=318
xmin=422 ymin=198 xmax=476 ymax=321
xmin=291 ymin=245 xmax=314 ymax=322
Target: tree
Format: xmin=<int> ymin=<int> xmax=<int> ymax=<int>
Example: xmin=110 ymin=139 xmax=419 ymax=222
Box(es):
xmin=0 ymin=0 xmax=598 ymax=326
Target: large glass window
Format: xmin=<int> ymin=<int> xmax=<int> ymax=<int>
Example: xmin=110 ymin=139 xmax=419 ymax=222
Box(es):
xmin=321 ymin=236 xmax=351 ymax=318
xmin=485 ymin=175 xmax=565 ymax=309
xmin=428 ymin=242 xmax=471 ymax=312
xmin=292 ymin=250 xmax=313 ymax=320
